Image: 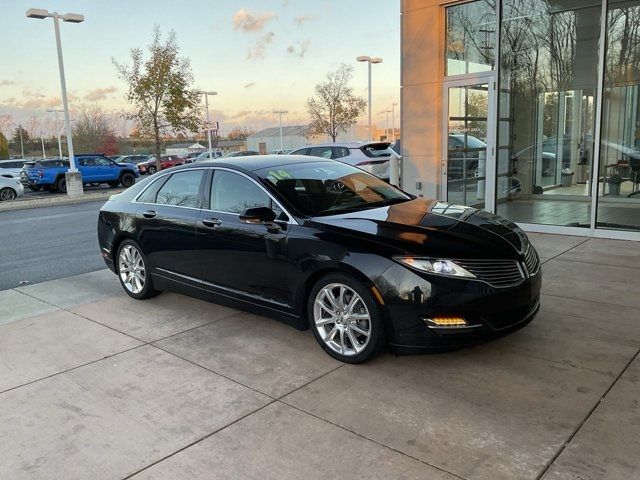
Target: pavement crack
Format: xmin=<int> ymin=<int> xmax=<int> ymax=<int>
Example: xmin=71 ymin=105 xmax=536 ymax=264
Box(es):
xmin=534 ymin=346 xmax=640 ymax=480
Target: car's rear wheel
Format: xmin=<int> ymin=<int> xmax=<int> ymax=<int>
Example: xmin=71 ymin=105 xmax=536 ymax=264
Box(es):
xmin=116 ymin=240 xmax=159 ymax=299
xmin=308 ymin=273 xmax=386 ymax=363
xmin=147 ymin=165 xmax=157 ymax=175
xmin=120 ymin=172 xmax=136 ymax=188
xmin=56 ymin=177 xmax=66 ymax=193
xmin=0 ymin=187 xmax=16 ymax=201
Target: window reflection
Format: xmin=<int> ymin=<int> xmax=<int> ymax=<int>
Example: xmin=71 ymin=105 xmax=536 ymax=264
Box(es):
xmin=597 ymin=0 xmax=640 ymax=231
xmin=496 ymin=1 xmax=601 ymax=228
xmin=446 ymin=1 xmax=496 ymax=75
xmin=155 ymin=170 xmax=203 ymax=208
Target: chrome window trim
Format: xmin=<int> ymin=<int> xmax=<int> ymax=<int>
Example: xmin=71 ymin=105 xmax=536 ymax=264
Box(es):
xmin=205 ymin=167 xmax=299 ymax=225
xmin=131 ymin=166 xmax=299 ymax=225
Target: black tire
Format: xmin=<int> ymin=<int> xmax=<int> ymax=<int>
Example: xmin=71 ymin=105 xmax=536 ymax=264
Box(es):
xmin=120 ymin=172 xmax=136 ymax=188
xmin=0 ymin=187 xmax=17 ymax=201
xmin=28 ymin=185 xmax=42 ymax=191
xmin=107 ymin=181 xmax=120 ymax=188
xmin=115 ymin=240 xmax=160 ymax=300
xmin=56 ymin=177 xmax=66 ymax=193
xmin=308 ymin=272 xmax=386 ymax=364
xmin=147 ymin=165 xmax=157 ymax=175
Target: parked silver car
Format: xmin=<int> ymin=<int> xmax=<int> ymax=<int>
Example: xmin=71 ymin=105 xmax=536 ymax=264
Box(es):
xmin=290 ymin=142 xmax=399 ymax=180
xmin=0 ymin=159 xmax=28 ymax=179
xmin=0 ymin=176 xmax=24 ymax=201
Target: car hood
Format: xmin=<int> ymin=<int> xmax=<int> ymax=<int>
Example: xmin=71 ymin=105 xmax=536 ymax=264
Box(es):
xmin=118 ymin=162 xmax=137 ymax=169
xmin=308 ymin=198 xmax=528 ymax=260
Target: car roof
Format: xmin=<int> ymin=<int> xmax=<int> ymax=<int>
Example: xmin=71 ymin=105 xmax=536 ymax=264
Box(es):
xmin=178 ymin=154 xmax=333 ymax=173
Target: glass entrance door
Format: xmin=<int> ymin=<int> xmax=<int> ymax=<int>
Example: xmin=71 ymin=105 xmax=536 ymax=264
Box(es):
xmin=443 ymin=79 xmax=495 ymax=209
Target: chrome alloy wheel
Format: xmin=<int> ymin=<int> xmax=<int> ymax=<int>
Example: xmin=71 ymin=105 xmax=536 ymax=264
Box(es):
xmin=313 ymin=283 xmax=371 ymax=356
xmin=118 ymin=245 xmax=146 ymax=294
xmin=0 ymin=188 xmax=16 ymax=201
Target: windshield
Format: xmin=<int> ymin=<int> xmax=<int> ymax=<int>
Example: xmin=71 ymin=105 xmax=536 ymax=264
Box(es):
xmin=257 ymin=161 xmax=411 ymax=216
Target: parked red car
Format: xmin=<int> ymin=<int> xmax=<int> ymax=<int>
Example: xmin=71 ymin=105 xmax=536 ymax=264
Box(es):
xmin=137 ymin=155 xmax=183 ymax=175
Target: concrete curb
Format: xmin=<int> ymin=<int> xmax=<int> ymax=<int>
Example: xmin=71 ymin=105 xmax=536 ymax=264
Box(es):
xmin=0 ymin=189 xmax=123 ymax=212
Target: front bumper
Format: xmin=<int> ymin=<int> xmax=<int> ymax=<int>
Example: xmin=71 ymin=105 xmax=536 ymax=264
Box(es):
xmin=374 ymin=262 xmax=542 ymax=354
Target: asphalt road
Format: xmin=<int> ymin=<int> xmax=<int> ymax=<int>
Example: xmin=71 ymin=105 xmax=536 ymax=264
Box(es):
xmin=0 ymin=201 xmax=107 ymax=291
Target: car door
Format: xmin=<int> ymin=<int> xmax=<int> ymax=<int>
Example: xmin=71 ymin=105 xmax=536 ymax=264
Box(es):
xmin=196 ymin=168 xmax=293 ymax=309
xmin=93 ymin=156 xmax=119 ymax=180
xmin=135 ymin=169 xmax=205 ymax=282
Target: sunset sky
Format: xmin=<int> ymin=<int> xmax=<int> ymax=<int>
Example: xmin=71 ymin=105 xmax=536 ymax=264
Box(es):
xmin=0 ymin=0 xmax=400 ymax=136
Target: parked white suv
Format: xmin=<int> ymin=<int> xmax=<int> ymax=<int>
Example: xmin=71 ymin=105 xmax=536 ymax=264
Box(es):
xmin=0 ymin=159 xmax=29 ymax=179
xmin=290 ymin=142 xmax=399 ymax=180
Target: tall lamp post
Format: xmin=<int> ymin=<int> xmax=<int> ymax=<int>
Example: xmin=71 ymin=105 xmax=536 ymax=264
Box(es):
xmin=27 ymin=8 xmax=84 ymax=196
xmin=197 ymin=91 xmax=217 ymax=158
xmin=391 ymin=102 xmax=398 ymax=141
xmin=273 ymin=110 xmax=288 ymax=151
xmin=357 ymin=55 xmax=382 ymax=141
xmin=47 ymin=108 xmax=64 ymax=158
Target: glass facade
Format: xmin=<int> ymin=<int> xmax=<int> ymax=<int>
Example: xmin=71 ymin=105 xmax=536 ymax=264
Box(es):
xmin=596 ymin=0 xmax=640 ymax=231
xmin=442 ymin=0 xmax=640 ymax=236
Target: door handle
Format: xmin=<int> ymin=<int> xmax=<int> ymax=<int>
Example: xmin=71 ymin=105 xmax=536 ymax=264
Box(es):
xmin=201 ymin=218 xmax=222 ymax=228
xmin=142 ymin=210 xmax=157 ymax=218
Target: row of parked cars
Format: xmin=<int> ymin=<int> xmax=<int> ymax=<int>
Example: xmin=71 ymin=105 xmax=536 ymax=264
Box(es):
xmin=0 ymin=140 xmax=401 ymax=201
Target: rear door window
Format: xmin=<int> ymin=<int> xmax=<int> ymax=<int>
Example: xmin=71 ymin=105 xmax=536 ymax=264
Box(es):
xmin=332 ymin=147 xmax=350 ymax=159
xmin=309 ymin=146 xmax=334 ymax=159
xmin=155 ymin=170 xmax=204 ymax=208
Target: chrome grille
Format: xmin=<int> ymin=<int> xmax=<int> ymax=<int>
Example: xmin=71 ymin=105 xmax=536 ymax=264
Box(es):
xmin=523 ymin=243 xmax=540 ymax=276
xmin=455 ymin=259 xmax=524 ymax=287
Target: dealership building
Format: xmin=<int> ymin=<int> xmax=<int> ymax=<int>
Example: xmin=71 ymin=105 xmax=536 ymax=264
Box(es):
xmin=401 ymin=0 xmax=640 ymax=240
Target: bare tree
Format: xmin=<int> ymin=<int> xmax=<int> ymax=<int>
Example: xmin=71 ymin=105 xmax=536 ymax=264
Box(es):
xmin=113 ymin=26 xmax=202 ymax=164
xmin=0 ymin=114 xmax=14 ymax=138
xmin=306 ymin=64 xmax=366 ymax=142
xmin=73 ymin=105 xmax=116 ymax=153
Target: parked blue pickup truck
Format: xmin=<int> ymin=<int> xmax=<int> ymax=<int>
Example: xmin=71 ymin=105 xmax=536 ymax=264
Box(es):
xmin=26 ymin=154 xmax=140 ymax=193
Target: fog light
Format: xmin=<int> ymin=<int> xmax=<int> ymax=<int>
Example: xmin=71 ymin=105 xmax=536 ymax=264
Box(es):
xmin=424 ymin=317 xmax=467 ymax=328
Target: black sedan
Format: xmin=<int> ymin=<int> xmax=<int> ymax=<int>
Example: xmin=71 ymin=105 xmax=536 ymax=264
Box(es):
xmin=97 ymin=156 xmax=541 ymax=363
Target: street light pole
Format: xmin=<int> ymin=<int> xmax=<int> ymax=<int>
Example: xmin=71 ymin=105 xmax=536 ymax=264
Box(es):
xmin=47 ymin=108 xmax=64 ymax=158
xmin=391 ymin=102 xmax=398 ymax=141
xmin=357 ymin=56 xmax=383 ymax=141
xmin=273 ymin=110 xmax=288 ymax=151
xmin=197 ymin=91 xmax=217 ymax=158
xmin=18 ymin=124 xmax=24 ymax=158
xmin=27 ymin=8 xmax=84 ymax=196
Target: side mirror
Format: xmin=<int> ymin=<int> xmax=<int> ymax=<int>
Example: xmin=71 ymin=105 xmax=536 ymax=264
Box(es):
xmin=239 ymin=206 xmax=277 ymax=224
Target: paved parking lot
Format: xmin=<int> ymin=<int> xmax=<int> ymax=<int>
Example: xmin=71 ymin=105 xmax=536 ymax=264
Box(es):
xmin=1 ymin=233 xmax=639 ymax=479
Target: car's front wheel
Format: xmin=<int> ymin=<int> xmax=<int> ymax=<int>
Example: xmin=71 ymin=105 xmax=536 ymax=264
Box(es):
xmin=147 ymin=165 xmax=157 ymax=175
xmin=116 ymin=240 xmax=160 ymax=300
xmin=308 ymin=273 xmax=386 ymax=363
xmin=0 ymin=187 xmax=17 ymax=201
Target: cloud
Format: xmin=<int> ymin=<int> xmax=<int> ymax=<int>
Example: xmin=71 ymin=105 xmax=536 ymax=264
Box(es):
xmin=293 ymin=15 xmax=313 ymax=26
xmin=286 ymin=40 xmax=310 ymax=58
xmin=0 ymin=79 xmax=15 ymax=87
xmin=244 ymin=82 xmax=255 ymax=89
xmin=84 ymin=86 xmax=117 ymax=102
xmin=247 ymin=32 xmax=274 ymax=60
xmin=1 ymin=90 xmax=80 ymax=110
xmin=232 ymin=9 xmax=275 ymax=32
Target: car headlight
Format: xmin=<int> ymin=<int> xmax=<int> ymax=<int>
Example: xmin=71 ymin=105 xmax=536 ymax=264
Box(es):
xmin=393 ymin=257 xmax=475 ymax=278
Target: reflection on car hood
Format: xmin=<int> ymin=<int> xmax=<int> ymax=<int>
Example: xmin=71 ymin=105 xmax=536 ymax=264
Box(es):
xmin=309 ymin=198 xmax=527 ymax=260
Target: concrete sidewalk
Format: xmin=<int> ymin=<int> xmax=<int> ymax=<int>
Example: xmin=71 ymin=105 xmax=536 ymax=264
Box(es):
xmin=0 ymin=233 xmax=639 ymax=479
